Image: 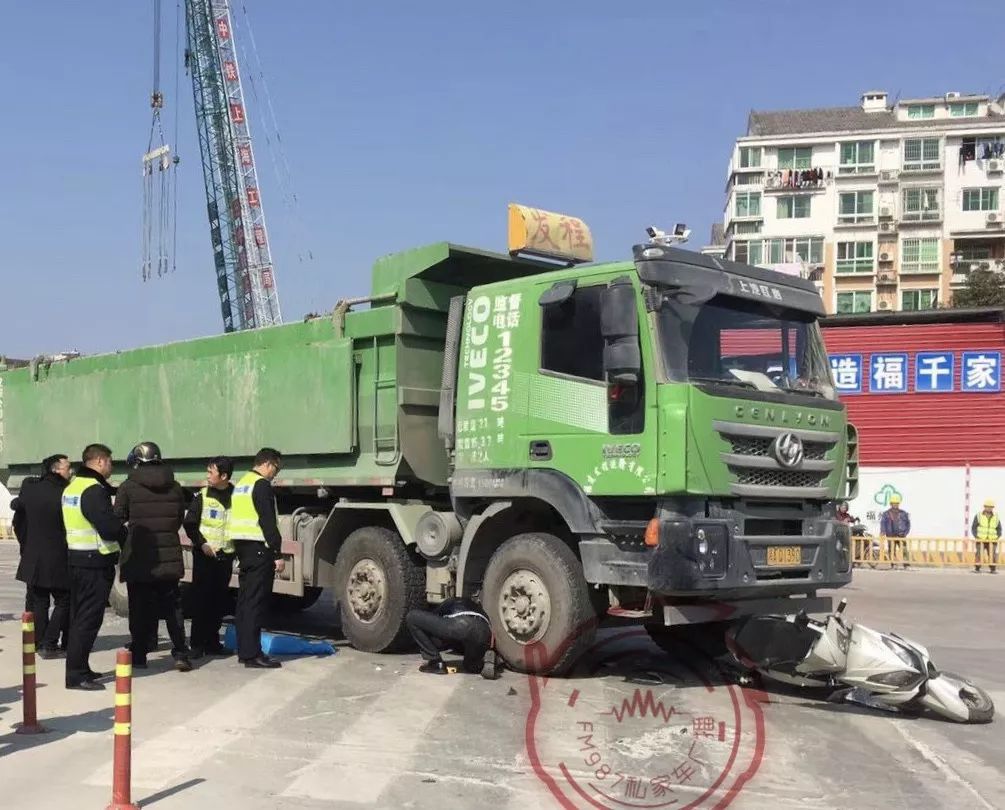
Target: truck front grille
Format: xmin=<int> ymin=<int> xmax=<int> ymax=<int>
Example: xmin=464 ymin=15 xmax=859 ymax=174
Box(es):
xmin=725 ymin=434 xmax=829 ymax=461
xmin=713 ymin=420 xmax=841 ymax=499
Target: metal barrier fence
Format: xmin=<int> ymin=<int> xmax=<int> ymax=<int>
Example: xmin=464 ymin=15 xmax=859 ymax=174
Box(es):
xmin=852 ymin=536 xmax=1000 ymax=569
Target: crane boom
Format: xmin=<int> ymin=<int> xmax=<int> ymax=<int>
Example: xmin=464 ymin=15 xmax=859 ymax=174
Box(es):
xmin=184 ymin=0 xmax=281 ymax=332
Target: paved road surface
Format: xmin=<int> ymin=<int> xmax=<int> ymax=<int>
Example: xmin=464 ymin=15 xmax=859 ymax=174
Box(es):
xmin=1 ymin=542 xmax=1002 ymax=809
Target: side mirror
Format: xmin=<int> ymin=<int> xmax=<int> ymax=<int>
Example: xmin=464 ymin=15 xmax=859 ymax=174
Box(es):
xmin=601 ymin=276 xmax=641 ymax=386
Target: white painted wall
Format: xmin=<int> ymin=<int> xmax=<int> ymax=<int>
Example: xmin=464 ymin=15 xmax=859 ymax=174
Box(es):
xmin=848 ymin=466 xmax=1005 ymax=539
xmin=0 ymin=482 xmax=13 ymax=539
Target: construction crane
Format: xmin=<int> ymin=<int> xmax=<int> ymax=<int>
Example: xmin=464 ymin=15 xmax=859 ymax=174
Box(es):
xmin=144 ymin=0 xmax=282 ymax=332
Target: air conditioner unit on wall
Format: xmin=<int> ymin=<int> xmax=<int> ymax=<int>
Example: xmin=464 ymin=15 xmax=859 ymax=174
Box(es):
xmin=878 ymin=272 xmax=895 ymax=282
xmin=880 ymin=170 xmax=898 ymax=182
xmin=988 ymin=212 xmax=1003 ymax=225
xmin=879 ymin=252 xmax=892 ymax=262
xmin=879 ymin=301 xmax=891 ymax=310
xmin=880 ymin=222 xmax=896 ymax=233
xmin=988 ymin=160 xmax=1003 ymax=173
xmin=879 ymin=205 xmax=893 ymax=218
xmin=946 ymin=91 xmax=962 ymax=99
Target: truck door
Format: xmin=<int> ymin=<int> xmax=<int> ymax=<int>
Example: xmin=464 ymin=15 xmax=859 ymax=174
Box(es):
xmin=523 ymin=276 xmax=657 ymax=497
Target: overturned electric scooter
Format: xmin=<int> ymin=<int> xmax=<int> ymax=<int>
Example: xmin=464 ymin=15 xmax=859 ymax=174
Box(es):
xmin=725 ymin=599 xmax=995 ymax=724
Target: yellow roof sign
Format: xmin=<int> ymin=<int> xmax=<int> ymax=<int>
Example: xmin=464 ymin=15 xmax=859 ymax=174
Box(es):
xmin=508 ymin=203 xmax=594 ymax=264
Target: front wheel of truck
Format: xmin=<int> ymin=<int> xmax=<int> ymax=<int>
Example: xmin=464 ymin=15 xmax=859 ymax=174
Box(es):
xmin=483 ymin=532 xmax=596 ymax=676
xmin=334 ymin=526 xmax=425 ymax=653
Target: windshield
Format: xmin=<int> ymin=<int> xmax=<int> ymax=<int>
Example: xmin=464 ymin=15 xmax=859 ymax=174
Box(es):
xmin=656 ymin=292 xmax=836 ymax=400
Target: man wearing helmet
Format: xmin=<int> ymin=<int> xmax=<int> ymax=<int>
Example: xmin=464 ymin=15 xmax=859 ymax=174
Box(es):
xmin=114 ymin=441 xmax=192 ymax=671
xmin=880 ymin=493 xmax=911 ymax=569
xmin=972 ymin=499 xmax=1001 ymax=574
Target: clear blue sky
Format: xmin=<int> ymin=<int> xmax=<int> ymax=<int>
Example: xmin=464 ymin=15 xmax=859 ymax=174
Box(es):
xmin=1 ymin=0 xmax=1002 ymax=358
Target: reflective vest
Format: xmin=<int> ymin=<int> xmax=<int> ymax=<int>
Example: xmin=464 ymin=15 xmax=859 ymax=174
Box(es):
xmin=976 ymin=512 xmax=1000 ymax=541
xmin=200 ymin=487 xmax=234 ymax=554
xmin=61 ymin=476 xmax=121 ymax=556
xmin=230 ymin=471 xmax=275 ymax=543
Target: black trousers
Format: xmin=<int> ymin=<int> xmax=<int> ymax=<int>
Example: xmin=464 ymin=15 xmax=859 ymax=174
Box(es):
xmin=234 ymin=541 xmax=275 ymax=661
xmin=190 ymin=551 xmax=235 ymax=651
xmin=128 ymin=580 xmax=189 ymax=661
xmin=66 ymin=565 xmax=114 ymax=685
xmin=405 ymin=610 xmax=492 ymax=671
xmin=27 ymin=585 xmax=70 ymax=651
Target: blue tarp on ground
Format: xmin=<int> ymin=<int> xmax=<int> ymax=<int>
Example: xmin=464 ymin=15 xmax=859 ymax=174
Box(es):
xmin=222 ymin=624 xmax=337 ymax=657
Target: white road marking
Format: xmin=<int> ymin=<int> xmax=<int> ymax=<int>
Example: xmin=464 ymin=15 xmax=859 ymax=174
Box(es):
xmin=282 ymin=671 xmax=462 ymax=803
xmin=84 ymin=659 xmax=332 ymax=790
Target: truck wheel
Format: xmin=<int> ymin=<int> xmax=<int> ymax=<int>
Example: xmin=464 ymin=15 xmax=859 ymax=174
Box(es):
xmin=272 ymin=587 xmax=323 ymax=613
xmin=110 ymin=568 xmax=129 ymax=617
xmin=334 ymin=526 xmax=425 ymax=653
xmin=483 ymin=532 xmax=595 ymax=676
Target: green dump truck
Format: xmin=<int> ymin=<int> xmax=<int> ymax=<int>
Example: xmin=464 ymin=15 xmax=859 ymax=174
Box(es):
xmin=0 ymin=209 xmax=857 ymax=674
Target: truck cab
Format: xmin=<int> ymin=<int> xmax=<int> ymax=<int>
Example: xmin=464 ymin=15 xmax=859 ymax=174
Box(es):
xmin=441 ymin=222 xmax=855 ymax=672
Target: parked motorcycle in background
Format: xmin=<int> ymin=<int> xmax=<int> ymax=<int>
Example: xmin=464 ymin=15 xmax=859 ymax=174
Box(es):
xmin=726 ymin=599 xmax=994 ymax=724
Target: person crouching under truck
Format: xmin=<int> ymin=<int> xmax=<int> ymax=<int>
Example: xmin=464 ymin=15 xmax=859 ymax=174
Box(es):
xmin=405 ymin=597 xmax=497 ymax=676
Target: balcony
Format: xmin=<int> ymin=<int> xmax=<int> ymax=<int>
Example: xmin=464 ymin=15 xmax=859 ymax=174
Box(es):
xmin=901 ymin=163 xmax=942 ymax=176
xmin=763 ymin=169 xmax=828 ymax=192
xmin=899 ymin=210 xmax=943 ymax=225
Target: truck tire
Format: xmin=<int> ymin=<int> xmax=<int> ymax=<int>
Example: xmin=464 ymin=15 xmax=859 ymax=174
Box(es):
xmin=272 ymin=587 xmax=323 ymax=613
xmin=334 ymin=526 xmax=425 ymax=653
xmin=110 ymin=568 xmax=130 ymax=617
xmin=483 ymin=532 xmax=595 ymax=676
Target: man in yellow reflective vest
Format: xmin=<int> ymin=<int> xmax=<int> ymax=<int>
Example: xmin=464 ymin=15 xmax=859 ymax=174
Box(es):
xmin=183 ymin=456 xmax=237 ymax=657
xmin=972 ymin=499 xmax=1001 ymax=574
xmin=230 ymin=448 xmax=285 ymax=668
xmin=62 ymin=444 xmax=127 ymax=691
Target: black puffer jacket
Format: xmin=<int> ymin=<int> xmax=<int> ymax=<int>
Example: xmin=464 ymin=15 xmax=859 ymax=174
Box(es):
xmin=114 ymin=463 xmax=186 ymax=582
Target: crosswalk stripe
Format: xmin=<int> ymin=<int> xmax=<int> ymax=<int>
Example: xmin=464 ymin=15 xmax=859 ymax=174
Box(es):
xmin=282 ymin=670 xmax=462 ymax=803
xmin=84 ymin=658 xmax=332 ymax=790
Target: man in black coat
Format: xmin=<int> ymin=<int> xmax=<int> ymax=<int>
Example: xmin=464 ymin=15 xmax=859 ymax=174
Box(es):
xmin=114 ymin=441 xmax=192 ymax=672
xmin=12 ymin=455 xmax=72 ymax=657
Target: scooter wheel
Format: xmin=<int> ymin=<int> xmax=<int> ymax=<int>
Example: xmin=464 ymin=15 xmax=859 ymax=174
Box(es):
xmin=943 ymin=671 xmax=995 ymax=724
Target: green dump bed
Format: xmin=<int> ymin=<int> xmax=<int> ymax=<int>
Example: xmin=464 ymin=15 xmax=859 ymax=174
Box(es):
xmin=0 ymin=243 xmax=539 ymax=490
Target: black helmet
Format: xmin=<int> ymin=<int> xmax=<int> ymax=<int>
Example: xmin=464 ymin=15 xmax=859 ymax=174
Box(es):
xmin=127 ymin=441 xmax=162 ymax=467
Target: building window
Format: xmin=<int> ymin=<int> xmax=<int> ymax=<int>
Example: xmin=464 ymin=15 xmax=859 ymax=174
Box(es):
xmin=901 ymin=289 xmax=938 ymax=311
xmin=906 ymin=104 xmax=935 ymax=119
xmin=733 ymin=236 xmax=822 ymax=266
xmin=735 ymin=191 xmax=761 ymax=218
xmin=541 ymin=285 xmax=605 ymax=382
xmin=791 ymin=236 xmax=824 ymax=265
xmin=777 ymin=147 xmax=812 ymax=170
xmin=839 ymin=141 xmax=875 ymax=174
xmin=738 ymin=146 xmax=762 ymax=168
xmin=836 ymin=241 xmax=874 ymax=274
xmin=777 ymin=195 xmax=811 ymax=219
xmin=903 ymin=138 xmax=941 ymax=171
xmin=732 ymin=221 xmax=762 ymax=235
xmin=901 ymin=238 xmax=940 ymax=273
xmin=962 ymin=188 xmax=1000 ymax=212
xmin=950 ymin=102 xmax=979 ymax=117
xmin=836 ymin=291 xmax=872 ymax=314
xmin=955 ymin=246 xmax=992 ymax=263
xmin=838 ymin=190 xmax=874 ymax=224
xmin=734 ymin=173 xmax=763 ymax=188
xmin=902 ymin=188 xmax=941 ymax=221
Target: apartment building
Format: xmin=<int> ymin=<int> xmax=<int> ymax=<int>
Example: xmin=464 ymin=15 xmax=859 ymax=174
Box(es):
xmin=723 ymin=91 xmax=1005 ymax=313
